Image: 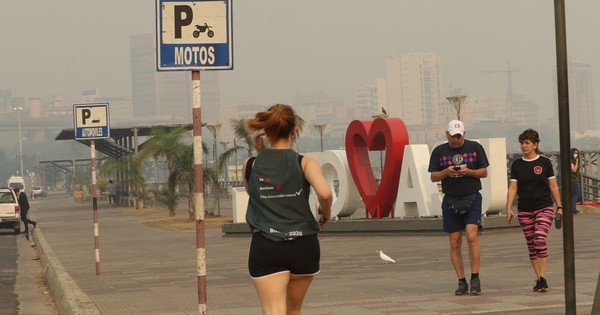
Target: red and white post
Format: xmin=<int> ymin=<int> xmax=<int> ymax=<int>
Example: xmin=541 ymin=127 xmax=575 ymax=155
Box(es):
xmin=192 ymin=70 xmax=207 ymax=314
xmin=91 ymin=139 xmax=100 ymax=275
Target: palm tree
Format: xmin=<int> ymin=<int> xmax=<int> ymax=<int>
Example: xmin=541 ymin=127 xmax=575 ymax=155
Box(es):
xmin=139 ymin=126 xmax=192 ymax=213
xmin=139 ymin=126 xmax=190 ymax=175
xmin=153 ymin=187 xmax=186 ymax=217
xmin=215 ymin=118 xmax=254 ymax=186
xmin=216 ymin=116 xmax=306 ymax=176
xmin=169 ymin=142 xmax=214 ymax=219
xmin=221 ymin=118 xmax=254 ymax=160
xmin=98 ymin=154 xmax=146 ymax=209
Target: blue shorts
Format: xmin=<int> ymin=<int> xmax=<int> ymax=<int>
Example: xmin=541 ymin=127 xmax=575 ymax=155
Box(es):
xmin=248 ymin=232 xmax=320 ymax=279
xmin=442 ymin=192 xmax=482 ymax=233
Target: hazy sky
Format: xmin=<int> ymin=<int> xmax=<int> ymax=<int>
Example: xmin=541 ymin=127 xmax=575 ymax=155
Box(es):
xmin=1 ymin=1 xmax=599 ymax=122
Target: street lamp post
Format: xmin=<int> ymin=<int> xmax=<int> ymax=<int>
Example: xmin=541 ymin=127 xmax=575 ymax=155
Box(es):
xmin=313 ymin=123 xmax=327 ymax=152
xmin=220 ymin=141 xmax=230 ymax=197
xmin=233 ymin=139 xmax=239 ymax=183
xmin=13 ymin=107 xmax=24 ymax=177
xmin=206 ymin=122 xmax=222 ymax=216
xmin=446 ymin=95 xmax=467 ymax=121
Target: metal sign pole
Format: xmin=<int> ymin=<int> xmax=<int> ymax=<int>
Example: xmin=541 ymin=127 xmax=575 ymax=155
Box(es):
xmin=156 ymin=2 xmax=232 ymax=312
xmin=73 ymin=103 xmax=109 ymax=276
xmin=91 ymin=139 xmax=101 ymax=275
xmin=553 ymin=0 xmax=576 ymax=313
xmin=192 ymin=70 xmax=207 ymax=314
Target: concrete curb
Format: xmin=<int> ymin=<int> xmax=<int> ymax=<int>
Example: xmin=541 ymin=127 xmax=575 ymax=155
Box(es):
xmin=32 ymin=227 xmax=101 ymax=315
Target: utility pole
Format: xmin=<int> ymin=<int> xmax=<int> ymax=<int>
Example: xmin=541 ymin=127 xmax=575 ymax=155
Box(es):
xmin=206 ymin=122 xmax=222 ymax=216
xmin=481 ymin=61 xmax=520 ymax=120
xmin=13 ymin=107 xmax=24 ymax=177
xmin=220 ymin=141 xmax=230 ymax=196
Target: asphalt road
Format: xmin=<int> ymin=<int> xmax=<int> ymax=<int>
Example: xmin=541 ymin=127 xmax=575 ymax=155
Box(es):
xmin=0 ymin=195 xmax=58 ymax=315
xmin=0 ymin=233 xmax=19 ymax=313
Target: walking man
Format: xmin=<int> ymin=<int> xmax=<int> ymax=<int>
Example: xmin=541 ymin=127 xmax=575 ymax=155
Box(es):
xmin=15 ymin=188 xmax=36 ymax=240
xmin=428 ymin=120 xmax=489 ymax=295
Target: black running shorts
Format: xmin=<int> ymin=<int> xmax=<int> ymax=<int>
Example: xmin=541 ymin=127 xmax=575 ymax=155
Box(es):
xmin=248 ymin=232 xmax=320 ymax=279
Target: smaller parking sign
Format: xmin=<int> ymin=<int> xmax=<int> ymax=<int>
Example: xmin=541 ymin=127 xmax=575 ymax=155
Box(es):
xmin=73 ymin=103 xmax=110 ymax=140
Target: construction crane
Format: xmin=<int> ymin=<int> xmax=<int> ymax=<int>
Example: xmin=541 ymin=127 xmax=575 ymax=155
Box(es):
xmin=480 ymin=61 xmax=520 ymax=120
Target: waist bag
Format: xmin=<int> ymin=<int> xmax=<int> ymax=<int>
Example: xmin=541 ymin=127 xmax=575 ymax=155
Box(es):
xmin=450 ymin=193 xmax=477 ymax=215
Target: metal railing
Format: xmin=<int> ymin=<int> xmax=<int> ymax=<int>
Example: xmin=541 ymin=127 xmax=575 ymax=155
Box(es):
xmin=581 ymin=174 xmax=600 ymax=204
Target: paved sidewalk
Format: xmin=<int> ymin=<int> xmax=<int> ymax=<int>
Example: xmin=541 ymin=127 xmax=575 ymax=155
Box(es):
xmin=31 ymin=194 xmax=598 ymax=314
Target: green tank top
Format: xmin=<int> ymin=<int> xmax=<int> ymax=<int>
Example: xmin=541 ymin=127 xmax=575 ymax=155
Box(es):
xmin=245 ymin=149 xmax=317 ymax=241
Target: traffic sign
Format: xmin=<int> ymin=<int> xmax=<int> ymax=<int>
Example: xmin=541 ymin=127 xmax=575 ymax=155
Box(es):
xmin=73 ymin=103 xmax=110 ymax=140
xmin=156 ymin=0 xmax=233 ymax=71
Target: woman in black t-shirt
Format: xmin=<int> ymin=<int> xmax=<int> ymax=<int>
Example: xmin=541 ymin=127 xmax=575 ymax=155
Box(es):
xmin=506 ymin=129 xmax=563 ymax=293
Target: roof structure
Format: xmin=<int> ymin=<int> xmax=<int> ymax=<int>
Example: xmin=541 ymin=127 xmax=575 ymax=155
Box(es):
xmin=54 ymin=124 xmax=193 ymax=159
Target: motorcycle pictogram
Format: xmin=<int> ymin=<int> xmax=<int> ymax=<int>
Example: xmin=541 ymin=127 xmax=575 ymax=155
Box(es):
xmin=193 ymin=23 xmax=214 ymax=38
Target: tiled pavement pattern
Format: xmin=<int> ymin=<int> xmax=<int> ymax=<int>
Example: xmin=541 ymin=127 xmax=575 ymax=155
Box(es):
xmin=31 ymin=196 xmax=598 ymax=314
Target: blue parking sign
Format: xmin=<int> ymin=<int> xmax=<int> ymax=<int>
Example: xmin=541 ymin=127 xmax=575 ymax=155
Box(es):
xmin=73 ymin=103 xmax=110 ymax=140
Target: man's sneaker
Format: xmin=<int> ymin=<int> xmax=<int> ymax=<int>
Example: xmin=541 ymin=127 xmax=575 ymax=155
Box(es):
xmin=455 ymin=280 xmax=469 ymax=295
xmin=470 ymin=277 xmax=481 ymax=295
xmin=537 ymin=277 xmax=549 ymax=292
xmin=573 ymin=209 xmax=582 ymax=214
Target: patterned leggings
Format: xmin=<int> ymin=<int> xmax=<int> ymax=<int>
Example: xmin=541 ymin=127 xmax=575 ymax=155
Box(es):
xmin=518 ymin=206 xmax=554 ymax=260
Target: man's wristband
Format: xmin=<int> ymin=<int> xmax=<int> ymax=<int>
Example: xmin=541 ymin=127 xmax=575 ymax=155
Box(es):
xmin=557 ymin=206 xmax=563 ymax=210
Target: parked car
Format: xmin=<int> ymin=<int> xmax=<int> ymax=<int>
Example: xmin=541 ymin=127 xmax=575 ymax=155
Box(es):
xmin=0 ymin=187 xmax=21 ymax=234
xmin=32 ymin=186 xmax=47 ymax=198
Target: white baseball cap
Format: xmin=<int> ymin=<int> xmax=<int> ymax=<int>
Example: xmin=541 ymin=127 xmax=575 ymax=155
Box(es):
xmin=447 ymin=120 xmax=465 ymax=136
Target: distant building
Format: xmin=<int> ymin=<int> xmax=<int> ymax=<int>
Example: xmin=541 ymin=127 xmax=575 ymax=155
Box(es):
xmin=0 ymin=90 xmax=25 ymax=120
xmin=129 ymin=33 xmax=221 ymax=125
xmin=355 ymin=78 xmax=387 ymax=119
xmin=0 ymin=89 xmax=12 ymax=114
xmin=80 ymin=89 xmax=133 ymax=124
xmin=511 ymin=95 xmax=540 ymax=128
xmin=292 ymin=91 xmax=346 ymax=124
xmin=385 ymin=51 xmax=442 ymax=126
xmin=292 ymin=91 xmax=347 ymax=145
xmin=553 ymin=61 xmax=595 ymax=133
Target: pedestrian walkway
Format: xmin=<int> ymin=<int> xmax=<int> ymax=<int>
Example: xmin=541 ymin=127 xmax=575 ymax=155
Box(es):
xmin=31 ymin=194 xmax=598 ymax=314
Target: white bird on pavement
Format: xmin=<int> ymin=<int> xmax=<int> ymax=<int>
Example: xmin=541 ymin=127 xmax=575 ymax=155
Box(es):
xmin=377 ymin=250 xmax=396 ymax=264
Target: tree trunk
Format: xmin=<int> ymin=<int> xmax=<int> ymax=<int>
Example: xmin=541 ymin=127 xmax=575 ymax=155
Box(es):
xmin=136 ymin=197 xmax=144 ymax=209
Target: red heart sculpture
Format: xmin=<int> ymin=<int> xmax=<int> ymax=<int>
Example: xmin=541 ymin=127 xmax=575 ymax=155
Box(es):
xmin=345 ymin=118 xmax=409 ymax=218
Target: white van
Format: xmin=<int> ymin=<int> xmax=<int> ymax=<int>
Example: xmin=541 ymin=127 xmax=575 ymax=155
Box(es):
xmin=7 ymin=176 xmax=26 ymax=193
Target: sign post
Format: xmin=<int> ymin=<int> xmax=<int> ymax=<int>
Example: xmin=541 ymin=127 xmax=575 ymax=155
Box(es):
xmin=73 ymin=103 xmax=110 ymax=276
xmin=156 ymin=1 xmax=233 ymax=313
